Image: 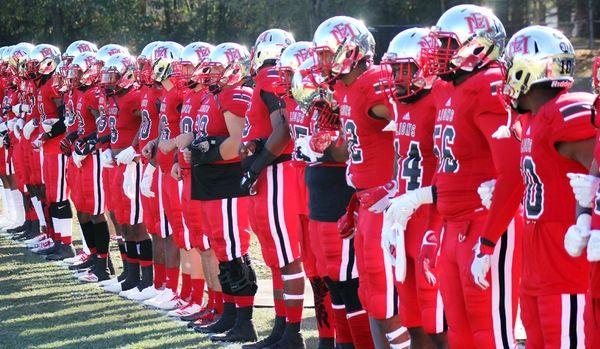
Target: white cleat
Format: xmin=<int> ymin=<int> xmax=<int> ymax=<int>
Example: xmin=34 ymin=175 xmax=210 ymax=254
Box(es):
xmin=127 ymin=286 xmax=160 ymax=302
xmin=27 ymin=236 xmax=52 ymax=249
xmin=167 ymin=302 xmax=202 ymax=317
xmin=118 ymin=287 xmax=139 ymax=298
xmin=143 ymin=288 xmax=175 ymax=308
xmin=99 ymin=277 xmax=120 ymax=287
xmin=156 ymin=294 xmax=188 ymax=311
xmin=102 ymin=281 xmax=124 ymax=294
xmin=78 ymin=271 xmax=100 ymax=283
xmin=63 ymin=251 xmax=89 ymax=265
xmin=25 ymin=234 xmax=48 ymax=246
xmin=30 ymin=239 xmax=55 ymax=253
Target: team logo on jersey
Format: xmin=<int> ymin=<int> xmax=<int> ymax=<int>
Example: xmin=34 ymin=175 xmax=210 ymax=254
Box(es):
xmin=465 ymin=12 xmax=490 ymax=34
xmin=445 ymin=98 xmax=452 ymax=107
xmin=401 ymin=112 xmax=410 ymax=121
xmin=331 ymin=23 xmax=357 ymax=45
xmin=508 ymin=35 xmax=530 ymax=56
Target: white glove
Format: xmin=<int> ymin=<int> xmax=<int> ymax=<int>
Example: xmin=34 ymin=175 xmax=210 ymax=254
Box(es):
xmin=381 ymin=217 xmax=407 ymax=283
xmin=385 ymin=186 xmax=434 ymax=228
xmin=357 ymin=180 xmax=398 ymax=214
xmin=295 ymin=136 xmax=321 ymax=163
xmin=23 ymin=119 xmax=36 ymax=140
xmin=72 ymin=153 xmax=86 ymax=168
xmin=140 ymin=163 xmax=156 ymax=198
xmin=477 ymin=179 xmax=496 ymax=210
xmin=32 ymin=134 xmax=43 ymax=150
xmin=13 ymin=118 xmax=24 ymax=140
xmin=115 ymin=146 xmax=139 ymax=165
xmin=11 ymin=104 xmax=22 ymax=115
xmin=122 ymin=163 xmax=136 ymax=199
xmin=564 ymin=214 xmax=591 ymax=258
xmin=567 ymin=173 xmax=600 ymax=208
xmin=100 ymin=149 xmax=114 ymax=168
xmin=588 ymin=230 xmax=600 ymax=262
xmin=0 ymin=122 xmax=8 ymax=133
xmin=41 ymin=118 xmax=59 ymax=133
xmin=470 ymin=239 xmax=491 ymax=290
xmin=6 ymin=118 xmax=16 ymax=132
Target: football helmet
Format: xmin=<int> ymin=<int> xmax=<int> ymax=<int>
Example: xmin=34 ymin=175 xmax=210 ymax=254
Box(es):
xmin=96 ymin=44 xmax=129 ymax=64
xmin=68 ymin=52 xmax=100 ymax=87
xmin=173 ymin=42 xmax=215 ymax=88
xmin=26 ymin=44 xmax=61 ymax=78
xmin=9 ymin=43 xmax=35 ymax=77
xmin=193 ymin=42 xmax=250 ymax=89
xmin=381 ymin=27 xmax=437 ymax=101
xmin=100 ymin=53 xmax=136 ymax=93
xmin=502 ymin=25 xmax=575 ymax=108
xmin=137 ymin=41 xmax=162 ymax=85
xmin=312 ymin=16 xmax=375 ymax=82
xmin=63 ymin=40 xmax=98 ymax=63
xmin=592 ymin=57 xmax=600 ymax=94
xmin=251 ymin=28 xmax=295 ymax=73
xmin=274 ymin=41 xmax=313 ymax=97
xmin=422 ymin=4 xmax=505 ymax=76
xmin=151 ymin=42 xmax=183 ymax=82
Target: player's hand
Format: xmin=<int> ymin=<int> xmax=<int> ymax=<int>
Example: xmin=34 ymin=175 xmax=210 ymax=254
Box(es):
xmin=115 ymin=146 xmax=138 ymax=165
xmin=122 ymin=164 xmax=136 ymax=199
xmin=381 ymin=216 xmax=407 ymax=282
xmin=140 ymin=164 xmax=156 ymax=198
xmin=32 ymin=134 xmax=43 ymax=151
xmin=240 ymin=170 xmax=259 ymax=195
xmin=309 ymin=130 xmax=338 ymax=154
xmin=100 ymin=149 xmax=114 ymax=168
xmin=357 ymin=180 xmax=398 ymax=213
xmin=13 ymin=119 xmax=23 ymax=140
xmin=60 ymin=137 xmax=73 ymax=156
xmin=477 ymin=179 xmax=496 ymax=210
xmin=338 ymin=194 xmax=359 ymax=240
xmin=588 ymin=230 xmax=600 ymax=262
xmin=567 ymin=173 xmax=600 ymax=208
xmin=418 ymin=230 xmax=440 ymax=286
xmin=295 ymin=136 xmax=321 ymax=163
xmin=23 ymin=119 xmax=36 ymax=140
xmin=174 ymin=133 xmax=194 ymax=150
xmin=182 ymin=148 xmax=192 ymax=163
xmin=142 ymin=140 xmax=156 ymax=159
xmin=41 ymin=118 xmax=59 ymax=133
xmin=170 ymin=162 xmax=182 ymax=181
xmin=564 ymin=213 xmax=591 ymax=258
xmin=385 ymin=187 xmax=433 ymax=228
xmin=72 ymin=153 xmax=85 ymax=168
xmin=470 ymin=239 xmax=491 ymax=290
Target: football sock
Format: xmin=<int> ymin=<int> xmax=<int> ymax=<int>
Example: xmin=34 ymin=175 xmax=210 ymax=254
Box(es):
xmin=80 ymin=221 xmax=96 ymax=254
xmin=271 ymin=267 xmax=286 ymax=317
xmin=180 ymin=273 xmax=192 ymax=300
xmin=94 ymin=221 xmax=110 ymax=258
xmin=153 ymin=262 xmax=166 ymax=289
xmin=191 ymin=278 xmax=205 ymax=305
xmin=165 ymin=267 xmax=180 ymax=291
xmin=137 ymin=239 xmax=153 ymax=289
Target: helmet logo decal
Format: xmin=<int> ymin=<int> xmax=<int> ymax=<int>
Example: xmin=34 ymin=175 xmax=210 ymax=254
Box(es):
xmin=294 ymin=49 xmax=310 ymax=66
xmin=154 ymin=47 xmax=168 ymax=58
xmin=107 ymin=48 xmax=121 ymax=56
xmin=77 ymin=44 xmax=92 ymax=53
xmin=465 ymin=12 xmax=491 ymax=34
xmin=40 ymin=47 xmax=54 ymax=57
xmin=224 ymin=48 xmax=242 ymax=64
xmin=195 ymin=47 xmax=211 ymax=60
xmin=508 ymin=35 xmax=530 ymax=55
xmin=331 ymin=23 xmax=357 ymax=45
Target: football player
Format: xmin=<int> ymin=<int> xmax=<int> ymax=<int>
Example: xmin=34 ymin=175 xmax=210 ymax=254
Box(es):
xmin=387 ymin=5 xmax=523 ymax=348
xmin=312 ymin=15 xmax=410 ymax=348
xmin=380 ymin=27 xmax=446 ymax=348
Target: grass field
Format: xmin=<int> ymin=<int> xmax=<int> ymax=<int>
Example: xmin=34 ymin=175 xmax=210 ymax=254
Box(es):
xmin=0 ymin=235 xmax=319 ymax=349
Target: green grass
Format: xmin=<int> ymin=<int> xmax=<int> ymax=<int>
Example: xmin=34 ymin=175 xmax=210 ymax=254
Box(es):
xmin=0 ymin=236 xmax=319 ymax=349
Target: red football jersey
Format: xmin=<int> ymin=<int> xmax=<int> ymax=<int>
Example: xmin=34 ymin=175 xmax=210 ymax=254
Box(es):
xmin=64 ymin=90 xmax=79 ymax=135
xmin=430 ymin=66 xmax=523 ymax=252
xmin=178 ymin=88 xmax=207 ymax=168
xmin=156 ymin=86 xmax=183 ymax=171
xmin=242 ymin=67 xmax=292 ymax=154
xmin=3 ymin=88 xmax=19 ymax=144
xmin=107 ymin=89 xmax=142 ymax=149
xmin=138 ymin=84 xmax=162 ymax=151
xmin=286 ymin=97 xmax=311 ymax=165
xmin=196 ymin=86 xmax=252 ymax=164
xmin=333 ymin=65 xmax=395 ymax=189
xmin=586 ymin=100 xmax=600 ymax=299
xmin=38 ymin=79 xmax=62 ymax=154
xmin=75 ymin=87 xmax=100 ymax=138
xmin=96 ymin=91 xmax=111 ymax=150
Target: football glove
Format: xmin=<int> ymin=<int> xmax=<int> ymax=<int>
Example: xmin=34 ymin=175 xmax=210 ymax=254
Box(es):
xmin=357 ymin=180 xmax=398 ymax=213
xmin=6 ymin=118 xmax=16 ymax=132
xmin=338 ymin=194 xmax=359 ymax=240
xmin=115 ymin=146 xmax=139 ymax=165
xmin=470 ymin=239 xmax=491 ymax=290
xmin=418 ymin=230 xmax=440 ymax=286
xmin=588 ymin=230 xmax=600 ymax=262
xmin=100 ymin=149 xmax=114 ymax=168
xmin=567 ymin=173 xmax=600 ymax=208
xmin=240 ymin=170 xmax=259 ymax=196
xmin=309 ymin=130 xmax=338 ymax=154
xmin=477 ymin=179 xmax=496 ymax=210
xmin=72 ymin=153 xmax=86 ymax=168
xmin=140 ymin=163 xmax=156 ymax=198
xmin=13 ymin=118 xmax=24 ymax=140
xmin=41 ymin=118 xmax=60 ymax=133
xmin=295 ymin=136 xmax=321 ymax=163
xmin=74 ymin=137 xmax=97 ymax=156
xmin=564 ymin=213 xmax=591 ymax=258
xmin=23 ymin=119 xmax=37 ymax=140
xmin=381 ymin=216 xmax=407 ymax=282
xmin=122 ymin=163 xmax=136 ymax=199
xmin=385 ymin=186 xmax=434 ymax=228
xmin=32 ymin=134 xmax=43 ymax=150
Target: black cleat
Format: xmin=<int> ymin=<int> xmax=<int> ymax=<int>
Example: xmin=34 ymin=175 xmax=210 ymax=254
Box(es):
xmin=210 ymin=306 xmax=257 ymax=343
xmin=194 ymin=302 xmax=236 ymax=334
xmin=264 ymin=323 xmax=305 ymax=349
xmin=242 ymin=316 xmax=286 ymax=349
xmin=46 ymin=244 xmax=76 ymax=261
xmin=35 ymin=241 xmax=60 ymax=255
xmin=69 ymin=254 xmax=96 ymax=270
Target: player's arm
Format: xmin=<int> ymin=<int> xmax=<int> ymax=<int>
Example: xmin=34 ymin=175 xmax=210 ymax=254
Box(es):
xmin=158 ymin=104 xmax=182 ymax=154
xmin=475 ymin=111 xmax=524 ymax=255
xmin=43 ymin=96 xmax=67 ymax=139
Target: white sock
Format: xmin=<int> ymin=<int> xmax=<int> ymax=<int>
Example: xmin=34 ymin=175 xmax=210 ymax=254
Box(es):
xmin=52 ymin=217 xmax=73 ymax=244
xmin=11 ymin=190 xmax=25 ymax=226
xmin=31 ymin=197 xmax=46 ymax=227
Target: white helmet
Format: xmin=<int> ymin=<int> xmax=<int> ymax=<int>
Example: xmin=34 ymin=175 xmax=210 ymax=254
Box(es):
xmin=68 ymin=52 xmax=100 ymax=87
xmin=137 ymin=41 xmax=162 ymax=85
xmin=193 ymin=42 xmax=250 ymax=88
xmin=502 ymin=25 xmax=575 ymax=108
xmin=381 ymin=27 xmax=437 ymax=100
xmin=174 ymin=42 xmax=214 ymax=87
xmin=27 ymin=44 xmax=61 ymax=77
xmin=100 ymin=53 xmax=137 ymax=93
xmin=251 ymin=28 xmax=295 ymax=73
xmin=150 ymin=42 xmax=183 ymax=82
xmin=312 ymin=16 xmax=375 ymax=81
xmin=423 ymin=4 xmax=505 ymax=76
xmin=274 ymin=41 xmax=313 ymax=97
xmin=96 ymin=44 xmax=129 ymax=64
xmin=63 ymin=40 xmax=98 ymax=63
xmin=9 ymin=43 xmax=35 ymax=77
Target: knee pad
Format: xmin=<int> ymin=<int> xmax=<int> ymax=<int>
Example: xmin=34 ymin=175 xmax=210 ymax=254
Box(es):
xmin=49 ymin=200 xmax=73 ymax=219
xmin=227 ymin=257 xmax=258 ymax=296
xmin=218 ymin=261 xmax=232 ymax=293
xmin=337 ymin=278 xmax=363 ymax=313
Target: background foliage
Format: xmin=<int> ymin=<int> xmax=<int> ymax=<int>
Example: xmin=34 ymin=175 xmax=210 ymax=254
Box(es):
xmin=0 ymin=0 xmax=599 ymax=53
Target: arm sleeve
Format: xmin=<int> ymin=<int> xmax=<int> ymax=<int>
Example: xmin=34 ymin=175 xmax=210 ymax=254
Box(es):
xmin=475 ymin=110 xmax=524 ymax=254
xmin=260 ymin=90 xmax=285 ymax=114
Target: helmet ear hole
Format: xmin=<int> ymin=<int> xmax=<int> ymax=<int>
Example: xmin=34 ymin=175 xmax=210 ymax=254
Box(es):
xmin=473 ymin=46 xmax=484 ymax=55
xmin=515 ymin=70 xmax=523 ymax=80
xmin=534 ymin=41 xmax=540 ymax=54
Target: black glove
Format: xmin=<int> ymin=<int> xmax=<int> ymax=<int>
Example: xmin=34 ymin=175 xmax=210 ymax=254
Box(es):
xmin=240 ymin=170 xmax=259 ymax=195
xmin=240 ymin=138 xmax=265 ymax=170
xmin=74 ymin=136 xmax=98 ymax=156
xmin=60 ymin=131 xmax=79 ymax=156
xmin=189 ymin=136 xmax=227 ymax=165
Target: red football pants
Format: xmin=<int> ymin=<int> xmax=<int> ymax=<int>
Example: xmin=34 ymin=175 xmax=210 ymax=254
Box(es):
xmin=438 ymin=212 xmax=522 ymax=349
xmin=585 ymin=295 xmax=600 ymax=348
xmin=200 ymin=196 xmax=250 ymax=262
xmin=140 ymin=163 xmax=161 ymax=235
xmin=111 ymin=163 xmax=143 ymax=226
xmin=71 ymin=152 xmax=104 ymax=215
xmin=309 ymin=220 xmax=357 ymax=282
xmin=43 ymin=153 xmax=68 ymax=203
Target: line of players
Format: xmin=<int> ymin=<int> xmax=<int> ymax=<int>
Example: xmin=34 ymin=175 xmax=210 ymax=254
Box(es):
xmin=1 ymin=3 xmax=600 ymax=349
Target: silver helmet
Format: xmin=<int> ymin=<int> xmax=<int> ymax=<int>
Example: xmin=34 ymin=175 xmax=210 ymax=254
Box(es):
xmin=150 ymin=41 xmax=183 ymax=82
xmin=251 ymin=28 xmax=295 ymax=73
xmin=100 ymin=53 xmax=136 ymax=92
xmin=193 ymin=42 xmax=250 ymax=87
xmin=274 ymin=41 xmax=313 ymax=97
xmin=312 ymin=16 xmax=375 ymax=82
xmin=27 ymin=44 xmax=61 ymax=77
xmin=63 ymin=40 xmax=98 ymax=63
xmin=68 ymin=51 xmax=100 ymax=87
xmin=137 ymin=41 xmax=162 ymax=85
xmin=96 ymin=44 xmax=129 ymax=64
xmin=9 ymin=43 xmax=35 ymax=77
xmin=175 ymin=42 xmax=215 ymax=87
xmin=502 ymin=25 xmax=575 ymax=108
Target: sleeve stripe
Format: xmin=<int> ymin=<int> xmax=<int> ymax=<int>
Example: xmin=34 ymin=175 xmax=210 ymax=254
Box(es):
xmin=564 ymin=111 xmax=591 ymax=122
xmin=490 ymin=81 xmax=502 ymax=96
xmin=232 ymin=93 xmax=252 ymax=102
xmin=559 ymin=102 xmax=592 ymax=118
